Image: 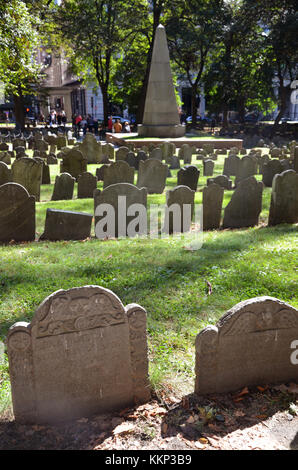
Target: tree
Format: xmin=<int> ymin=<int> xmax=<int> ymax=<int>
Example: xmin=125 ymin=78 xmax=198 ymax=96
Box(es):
xmin=55 ymin=0 xmax=148 ymax=125
xmin=0 ymin=0 xmax=43 ymax=130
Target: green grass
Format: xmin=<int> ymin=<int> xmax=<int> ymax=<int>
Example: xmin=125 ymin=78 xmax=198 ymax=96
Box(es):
xmin=0 ymin=149 xmax=297 ymax=414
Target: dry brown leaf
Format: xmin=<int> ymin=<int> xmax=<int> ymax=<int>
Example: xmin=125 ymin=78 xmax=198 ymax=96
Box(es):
xmin=199 ymin=437 xmax=209 ymax=444
xmin=161 ymin=422 xmax=168 ymax=434
xmin=186 ymin=415 xmax=195 ymax=424
xmin=255 ymin=414 xmax=267 ymax=420
xmin=257 ymin=385 xmax=268 ymax=392
xmin=113 ymin=422 xmax=135 ymax=435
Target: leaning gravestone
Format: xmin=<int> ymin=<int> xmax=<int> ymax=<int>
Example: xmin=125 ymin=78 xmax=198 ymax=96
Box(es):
xmin=222 ymin=176 xmax=263 ymax=228
xmin=268 ymin=170 xmax=298 ymax=226
xmin=195 ymin=297 xmax=298 ymax=395
xmin=177 ymin=165 xmax=200 ymax=191
xmin=262 ymin=159 xmax=282 ymax=187
xmin=40 ymin=209 xmax=93 ymax=241
xmin=7 ymin=285 xmax=150 ymax=424
xmin=0 ymin=161 xmax=11 ymax=186
xmin=203 ymin=183 xmax=224 ymax=231
xmin=103 ymin=161 xmax=134 ymax=189
xmin=78 ymin=172 xmax=98 ymax=199
xmin=12 ymin=157 xmax=43 ymax=202
xmin=78 ymin=133 xmax=102 ymax=163
xmin=137 ymin=159 xmax=168 ymax=194
xmin=0 ymin=183 xmax=35 ymax=243
xmin=51 ymin=173 xmax=75 ymax=201
xmin=164 ymin=185 xmax=195 ymax=234
xmin=61 ymin=148 xmax=87 ymax=181
xmin=94 ymin=183 xmax=147 ymax=238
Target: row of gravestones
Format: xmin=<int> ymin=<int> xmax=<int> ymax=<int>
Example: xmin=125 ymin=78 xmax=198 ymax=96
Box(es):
xmin=1 ymin=169 xmax=297 ymax=244
xmin=5 ymin=289 xmax=298 ymax=424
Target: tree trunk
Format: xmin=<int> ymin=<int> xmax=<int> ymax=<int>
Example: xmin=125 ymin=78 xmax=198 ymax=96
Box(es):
xmin=191 ymin=86 xmax=197 ymax=126
xmin=272 ymin=84 xmax=287 ymax=135
xmin=101 ymin=85 xmax=109 ymax=127
xmin=222 ymin=102 xmax=229 ymax=128
xmin=13 ymin=91 xmax=25 ymax=132
xmin=238 ymin=96 xmax=246 ymax=124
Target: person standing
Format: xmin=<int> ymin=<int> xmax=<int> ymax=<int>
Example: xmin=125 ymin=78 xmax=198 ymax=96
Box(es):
xmin=113 ymin=119 xmax=122 ymax=133
xmin=108 ymin=116 xmax=113 ymax=132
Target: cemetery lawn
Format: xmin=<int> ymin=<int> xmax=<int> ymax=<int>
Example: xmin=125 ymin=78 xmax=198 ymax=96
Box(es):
xmin=0 ymin=152 xmax=297 ymax=418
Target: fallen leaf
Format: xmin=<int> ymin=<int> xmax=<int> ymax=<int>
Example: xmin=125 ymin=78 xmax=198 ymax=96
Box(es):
xmin=255 ymin=415 xmax=267 ymax=420
xmin=113 ymin=423 xmax=135 ymax=435
xmin=237 ymin=386 xmax=249 ymax=397
xmin=257 ymin=385 xmax=268 ymax=393
xmin=161 ymin=422 xmax=168 ymax=434
xmin=199 ymin=437 xmax=209 ymax=444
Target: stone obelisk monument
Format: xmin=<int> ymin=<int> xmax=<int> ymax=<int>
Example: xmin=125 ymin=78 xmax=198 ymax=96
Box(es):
xmin=138 ymin=24 xmax=185 ymax=138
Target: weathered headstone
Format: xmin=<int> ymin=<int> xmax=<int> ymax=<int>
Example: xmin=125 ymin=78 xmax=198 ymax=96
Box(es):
xmin=168 ymin=155 xmax=180 ymax=169
xmin=164 ymin=185 xmax=195 ymax=234
xmin=137 ymin=159 xmax=168 ymax=194
xmin=207 ymin=174 xmax=232 ymax=190
xmin=235 ymin=155 xmax=258 ymax=184
xmin=61 ymin=148 xmax=87 ymax=181
xmin=40 ymin=209 xmax=93 ymax=241
xmin=12 ymin=157 xmax=43 ymax=202
xmin=203 ymin=183 xmax=224 ymax=231
xmin=150 ymin=147 xmax=162 ymax=161
xmin=195 ymin=297 xmax=298 ymax=395
xmin=203 ymin=159 xmax=214 ymax=177
xmin=262 ymin=159 xmax=283 ymax=187
xmin=78 ymin=172 xmax=98 ymax=199
xmin=179 ymin=144 xmax=192 ymax=164
xmin=116 ymin=146 xmax=129 ymax=161
xmin=223 ymin=155 xmax=240 ymax=177
xmin=51 ymin=173 xmax=75 ymax=201
xmin=0 ymin=161 xmax=11 ymax=186
xmin=94 ymin=183 xmax=147 ymax=238
xmin=96 ymin=164 xmax=110 ymax=182
xmin=0 ymin=151 xmax=11 ymax=165
xmin=7 ymin=285 xmax=150 ymax=423
xmin=268 ymin=170 xmax=298 ymax=226
xmin=223 ymin=176 xmax=263 ymax=228
xmin=78 ymin=133 xmax=102 ymax=163
xmin=177 ymin=165 xmax=199 ymax=191
xmin=0 ymin=183 xmax=35 ymax=243
xmin=103 ymin=161 xmax=134 ymax=189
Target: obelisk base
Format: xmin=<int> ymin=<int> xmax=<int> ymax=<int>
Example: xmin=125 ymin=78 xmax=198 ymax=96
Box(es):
xmin=138 ymin=124 xmax=185 ymax=138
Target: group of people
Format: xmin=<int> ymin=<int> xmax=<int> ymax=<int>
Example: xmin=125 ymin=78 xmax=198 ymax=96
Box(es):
xmin=107 ymin=116 xmax=131 ymax=133
xmin=72 ymin=114 xmax=99 ymax=136
xmin=48 ymin=109 xmax=67 ymax=127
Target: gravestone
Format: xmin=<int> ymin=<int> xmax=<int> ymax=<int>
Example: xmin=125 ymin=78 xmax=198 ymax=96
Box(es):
xmin=12 ymin=158 xmax=43 ymax=202
xmin=203 ymin=159 xmax=214 ymax=177
xmin=51 ymin=173 xmax=75 ymax=201
xmin=262 ymin=159 xmax=283 ymax=187
xmin=94 ymin=183 xmax=147 ymax=239
xmin=40 ymin=209 xmax=93 ymax=241
xmin=47 ymin=154 xmax=58 ymax=165
xmin=102 ymin=143 xmax=115 ymax=162
xmin=0 ymin=161 xmax=11 ymax=186
xmin=103 ymin=161 xmax=134 ymax=189
xmin=268 ymin=170 xmax=298 ymax=226
xmin=126 ymin=151 xmax=137 ymax=169
xmin=0 ymin=142 xmax=9 ymax=151
xmin=137 ymin=159 xmax=168 ymax=194
xmin=195 ymin=297 xmax=298 ymax=395
xmin=0 ymin=151 xmax=11 ymax=165
xmin=0 ymin=183 xmax=35 ymax=243
xmin=61 ymin=148 xmax=87 ymax=181
xmin=223 ymin=176 xmax=263 ymax=228
xmin=203 ymin=183 xmax=224 ymax=231
xmin=280 ymin=159 xmax=291 ymax=172
xmin=150 ymin=147 xmax=162 ymax=161
xmin=15 ymin=146 xmax=27 ymax=159
xmin=78 ymin=133 xmax=102 ymax=163
xmin=78 ymin=172 xmax=98 ymax=199
xmin=56 ymin=136 xmax=67 ymax=150
xmin=164 ymin=185 xmax=195 ymax=234
xmin=39 ymin=160 xmax=51 ymax=185
xmin=12 ymin=138 xmax=25 ymax=150
xmin=179 ymin=144 xmax=192 ymax=164
xmin=235 ymin=155 xmax=258 ymax=184
xmin=207 ymin=174 xmax=232 ymax=190
xmin=223 ymin=155 xmax=240 ymax=177
xmin=7 ymin=285 xmax=150 ymax=424
xmin=116 ymin=146 xmax=129 ymax=161
xmin=177 ymin=165 xmax=199 ymax=191
xmin=96 ymin=164 xmax=110 ymax=181
xmin=168 ymin=155 xmax=180 ymax=169
xmin=161 ymin=141 xmax=175 ymax=161
xmin=34 ymin=139 xmax=48 ymax=152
